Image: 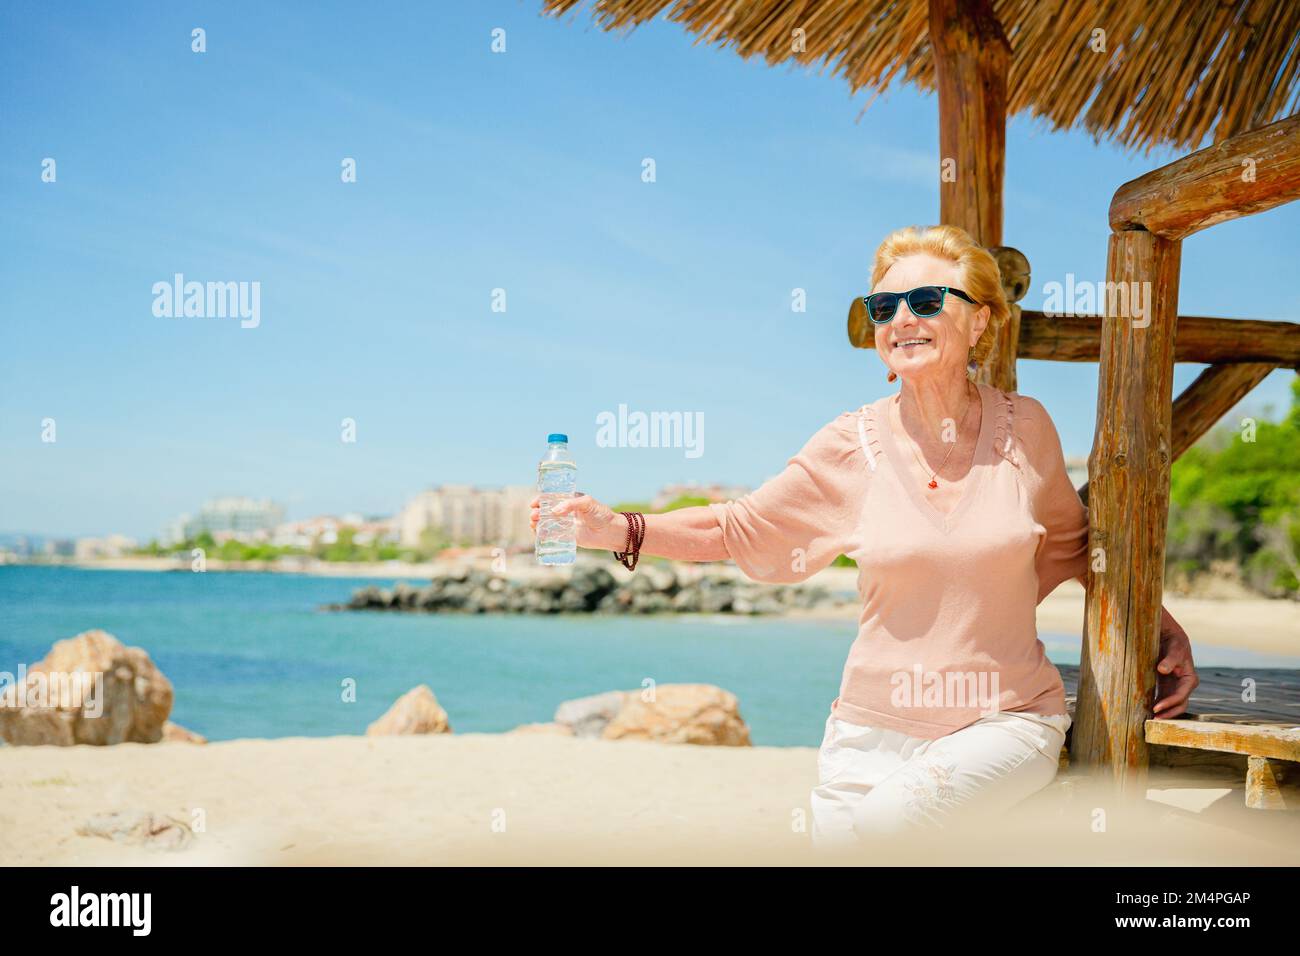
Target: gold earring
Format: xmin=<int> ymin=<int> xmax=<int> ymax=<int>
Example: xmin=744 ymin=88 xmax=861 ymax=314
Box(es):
xmin=887 ymin=369 xmax=897 ymax=383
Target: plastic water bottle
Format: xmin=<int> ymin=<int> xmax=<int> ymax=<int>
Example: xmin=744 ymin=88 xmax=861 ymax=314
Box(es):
xmin=536 ymin=433 xmax=577 ymax=565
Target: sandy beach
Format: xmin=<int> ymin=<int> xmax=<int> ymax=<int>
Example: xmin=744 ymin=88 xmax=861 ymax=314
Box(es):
xmin=1035 ymin=580 xmax=1300 ymax=660
xmin=3 ymin=564 xmax=1294 ymax=866
xmin=3 ymin=731 xmax=1297 ymax=866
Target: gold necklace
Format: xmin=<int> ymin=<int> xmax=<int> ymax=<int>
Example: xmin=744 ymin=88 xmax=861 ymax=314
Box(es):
xmin=897 ymin=384 xmax=976 ymax=489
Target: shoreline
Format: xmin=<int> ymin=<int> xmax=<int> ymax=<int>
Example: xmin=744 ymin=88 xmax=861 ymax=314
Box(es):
xmin=7 ymin=560 xmax=1297 ymax=660
xmin=14 ymin=556 xmax=461 ymax=578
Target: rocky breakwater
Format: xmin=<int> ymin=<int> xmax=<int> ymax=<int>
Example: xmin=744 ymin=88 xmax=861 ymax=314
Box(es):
xmin=333 ymin=562 xmax=849 ymax=615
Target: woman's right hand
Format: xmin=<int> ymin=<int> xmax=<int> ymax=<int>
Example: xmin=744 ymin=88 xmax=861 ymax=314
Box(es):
xmin=529 ymin=492 xmax=624 ymax=550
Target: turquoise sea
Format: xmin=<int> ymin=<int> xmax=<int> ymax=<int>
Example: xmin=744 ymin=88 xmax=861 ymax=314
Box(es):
xmin=1 ymin=566 xmax=1290 ymax=746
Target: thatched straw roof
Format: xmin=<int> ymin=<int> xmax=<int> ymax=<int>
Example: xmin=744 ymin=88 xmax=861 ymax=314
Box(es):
xmin=541 ymin=0 xmax=1300 ymax=153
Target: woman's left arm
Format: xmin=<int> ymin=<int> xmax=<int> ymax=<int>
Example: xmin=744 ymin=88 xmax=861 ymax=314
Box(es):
xmin=1016 ymin=396 xmax=1089 ymax=604
xmin=1018 ymin=396 xmax=1200 ymax=715
xmin=1154 ymin=605 xmax=1199 ymax=718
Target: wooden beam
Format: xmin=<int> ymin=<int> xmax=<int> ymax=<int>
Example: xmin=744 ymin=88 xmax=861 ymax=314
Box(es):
xmin=854 ymin=310 xmax=1300 ymax=367
xmin=1073 ymin=230 xmax=1181 ymax=786
xmin=928 ymin=0 xmax=1016 ymax=391
xmin=1017 ymin=312 xmax=1300 ymax=367
xmin=1146 ymin=719 xmax=1300 ymax=762
xmin=1078 ymin=362 xmax=1277 ymax=506
xmin=1110 ymin=113 xmax=1300 ymax=240
xmin=1168 ymin=363 xmax=1279 ymax=457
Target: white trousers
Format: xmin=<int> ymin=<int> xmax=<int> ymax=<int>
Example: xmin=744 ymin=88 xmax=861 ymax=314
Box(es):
xmin=809 ymin=708 xmax=1070 ymax=848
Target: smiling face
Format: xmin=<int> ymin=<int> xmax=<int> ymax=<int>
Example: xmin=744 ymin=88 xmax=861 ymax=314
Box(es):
xmin=871 ymin=252 xmax=991 ymax=383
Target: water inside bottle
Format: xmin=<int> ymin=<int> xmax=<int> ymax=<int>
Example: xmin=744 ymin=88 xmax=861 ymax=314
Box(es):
xmin=536 ymin=457 xmax=577 ymax=565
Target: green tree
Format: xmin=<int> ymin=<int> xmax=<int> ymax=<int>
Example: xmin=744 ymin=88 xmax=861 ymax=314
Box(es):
xmin=660 ymin=495 xmax=711 ymax=512
xmin=1167 ymin=374 xmax=1300 ymax=596
xmin=415 ymin=526 xmax=453 ymax=561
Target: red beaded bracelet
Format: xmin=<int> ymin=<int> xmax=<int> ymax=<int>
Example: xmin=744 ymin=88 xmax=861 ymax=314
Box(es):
xmin=613 ymin=511 xmax=645 ymax=571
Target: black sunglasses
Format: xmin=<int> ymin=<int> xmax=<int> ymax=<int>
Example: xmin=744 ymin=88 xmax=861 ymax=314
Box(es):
xmin=862 ymin=286 xmax=977 ymax=325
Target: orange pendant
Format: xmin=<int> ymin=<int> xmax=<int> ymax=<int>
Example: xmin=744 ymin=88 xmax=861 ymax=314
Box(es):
xmin=928 ymin=479 xmax=938 ymax=489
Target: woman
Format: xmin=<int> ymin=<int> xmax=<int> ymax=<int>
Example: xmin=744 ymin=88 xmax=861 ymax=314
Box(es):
xmin=530 ymin=224 xmax=1199 ymax=845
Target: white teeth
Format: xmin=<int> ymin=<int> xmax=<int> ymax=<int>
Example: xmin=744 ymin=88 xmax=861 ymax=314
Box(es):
xmin=896 ymin=338 xmax=931 ymax=347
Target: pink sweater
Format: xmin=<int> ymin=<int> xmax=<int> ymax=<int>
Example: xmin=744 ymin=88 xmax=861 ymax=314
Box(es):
xmin=708 ymin=382 xmax=1088 ymax=739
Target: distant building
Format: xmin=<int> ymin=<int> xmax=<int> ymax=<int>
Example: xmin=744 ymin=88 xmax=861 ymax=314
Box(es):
xmin=350 ymin=517 xmax=398 ymax=547
xmin=74 ymin=534 xmax=138 ymax=560
xmin=651 ymin=482 xmax=752 ymax=512
xmin=161 ymin=517 xmax=189 ymax=547
xmin=270 ymin=514 xmax=397 ymax=549
xmin=271 ymin=516 xmax=345 ymax=549
xmin=0 ymin=535 xmax=35 ymax=558
xmin=397 ymin=484 xmax=533 ymax=550
xmin=164 ymin=497 xmax=285 ymax=544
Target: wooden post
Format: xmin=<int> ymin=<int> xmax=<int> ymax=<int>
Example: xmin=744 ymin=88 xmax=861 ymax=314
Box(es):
xmin=1074 ymin=112 xmax=1300 ymax=782
xmin=1072 ymin=230 xmax=1181 ymax=785
xmin=928 ymin=0 xmax=1016 ymax=391
xmin=1246 ymin=756 xmax=1295 ymax=810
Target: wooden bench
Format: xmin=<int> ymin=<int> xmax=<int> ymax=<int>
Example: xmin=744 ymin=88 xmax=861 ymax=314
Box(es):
xmin=1053 ymin=667 xmax=1300 ymax=808
xmin=1055 ymin=707 xmax=1300 ymax=811
xmin=1145 ymin=717 xmax=1300 ymax=809
xmin=1055 ymin=719 xmax=1300 ymax=808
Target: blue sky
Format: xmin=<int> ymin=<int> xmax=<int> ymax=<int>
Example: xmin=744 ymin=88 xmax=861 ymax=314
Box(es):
xmin=2 ymin=0 xmax=1297 ymax=539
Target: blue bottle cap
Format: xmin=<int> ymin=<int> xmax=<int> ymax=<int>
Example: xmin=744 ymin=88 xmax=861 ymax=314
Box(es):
xmin=547 ymin=433 xmax=568 ymax=443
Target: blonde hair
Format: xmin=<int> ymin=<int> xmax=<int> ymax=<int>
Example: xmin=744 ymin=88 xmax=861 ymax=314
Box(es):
xmin=870 ymin=224 xmax=1009 ymax=367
